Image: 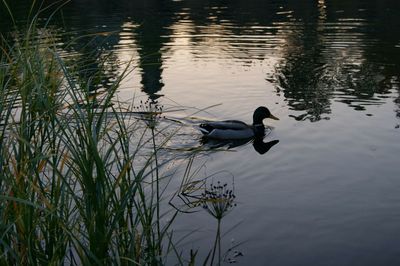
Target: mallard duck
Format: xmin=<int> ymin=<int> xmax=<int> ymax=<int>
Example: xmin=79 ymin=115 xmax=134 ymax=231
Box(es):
xmin=199 ymin=106 xmax=279 ymax=139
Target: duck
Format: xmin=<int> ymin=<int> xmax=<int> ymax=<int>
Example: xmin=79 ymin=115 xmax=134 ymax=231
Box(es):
xmin=199 ymin=106 xmax=279 ymax=140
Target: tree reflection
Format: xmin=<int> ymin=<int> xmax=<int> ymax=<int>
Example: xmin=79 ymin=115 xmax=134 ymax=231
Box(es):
xmin=129 ymin=0 xmax=175 ymax=100
xmin=271 ymin=1 xmax=333 ymax=122
xmin=323 ymin=0 xmax=398 ymax=113
xmin=271 ymin=0 xmax=400 ymax=121
xmin=69 ymin=38 xmax=120 ymax=96
xmin=3 ymin=0 xmax=400 ymax=120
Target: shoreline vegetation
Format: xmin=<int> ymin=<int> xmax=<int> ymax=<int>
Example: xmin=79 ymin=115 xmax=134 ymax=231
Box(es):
xmin=0 ymin=2 xmax=239 ymax=265
xmin=0 ymin=15 xmax=175 ymax=265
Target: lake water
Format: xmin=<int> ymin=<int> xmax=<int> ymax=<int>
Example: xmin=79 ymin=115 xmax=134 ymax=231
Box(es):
xmin=2 ymin=0 xmax=400 ymax=265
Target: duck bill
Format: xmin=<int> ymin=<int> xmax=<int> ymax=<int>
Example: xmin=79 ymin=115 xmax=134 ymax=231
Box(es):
xmin=269 ymin=114 xmax=279 ymax=120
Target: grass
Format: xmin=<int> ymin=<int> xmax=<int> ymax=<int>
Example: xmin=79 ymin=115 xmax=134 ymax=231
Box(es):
xmin=0 ymin=2 xmax=242 ymax=265
xmin=0 ymin=11 xmax=192 ymax=265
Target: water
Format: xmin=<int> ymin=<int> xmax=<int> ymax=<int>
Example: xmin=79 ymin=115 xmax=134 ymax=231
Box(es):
xmin=2 ymin=0 xmax=400 ymax=265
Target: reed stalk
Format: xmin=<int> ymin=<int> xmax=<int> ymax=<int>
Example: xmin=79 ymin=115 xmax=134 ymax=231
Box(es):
xmin=0 ymin=5 xmax=191 ymax=264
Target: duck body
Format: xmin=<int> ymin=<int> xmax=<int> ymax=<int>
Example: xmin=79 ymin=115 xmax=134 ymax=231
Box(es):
xmin=199 ymin=106 xmax=279 ymax=140
xmin=199 ymin=120 xmax=256 ymax=139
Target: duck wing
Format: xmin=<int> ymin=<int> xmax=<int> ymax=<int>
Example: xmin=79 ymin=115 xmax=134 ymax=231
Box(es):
xmin=201 ymin=120 xmax=249 ymax=130
xmin=208 ymin=128 xmax=254 ymax=139
xmin=199 ymin=120 xmax=254 ymax=139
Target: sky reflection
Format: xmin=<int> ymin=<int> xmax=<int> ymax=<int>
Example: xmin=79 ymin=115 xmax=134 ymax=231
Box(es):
xmin=2 ymin=0 xmax=399 ymax=121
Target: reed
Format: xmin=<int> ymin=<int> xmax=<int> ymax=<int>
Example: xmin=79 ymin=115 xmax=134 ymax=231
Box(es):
xmin=0 ymin=10 xmax=187 ymax=265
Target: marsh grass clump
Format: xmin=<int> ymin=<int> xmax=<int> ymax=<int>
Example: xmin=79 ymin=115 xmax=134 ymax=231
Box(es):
xmin=0 ymin=14 xmax=185 ymax=265
xmin=0 ymin=3 xmax=243 ymax=265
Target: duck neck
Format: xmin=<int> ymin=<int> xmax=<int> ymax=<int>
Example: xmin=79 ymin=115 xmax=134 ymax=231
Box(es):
xmin=253 ymin=123 xmax=265 ymax=137
xmin=252 ymin=114 xmax=265 ymax=126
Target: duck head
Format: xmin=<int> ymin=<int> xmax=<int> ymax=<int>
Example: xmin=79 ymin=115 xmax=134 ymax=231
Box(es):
xmin=252 ymin=107 xmax=279 ymax=138
xmin=253 ymin=106 xmax=279 ymax=125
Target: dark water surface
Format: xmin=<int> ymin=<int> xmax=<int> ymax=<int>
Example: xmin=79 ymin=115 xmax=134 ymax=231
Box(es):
xmin=2 ymin=0 xmax=400 ymax=265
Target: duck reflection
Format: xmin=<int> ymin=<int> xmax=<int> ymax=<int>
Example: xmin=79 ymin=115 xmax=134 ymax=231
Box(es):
xmin=201 ymin=135 xmax=279 ymax=155
xmin=253 ymin=138 xmax=280 ymax=155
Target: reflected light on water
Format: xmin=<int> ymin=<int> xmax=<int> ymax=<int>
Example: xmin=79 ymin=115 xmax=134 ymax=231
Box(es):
xmin=3 ymin=1 xmax=400 ymax=264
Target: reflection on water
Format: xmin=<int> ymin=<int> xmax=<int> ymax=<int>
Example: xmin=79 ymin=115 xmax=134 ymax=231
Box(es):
xmin=2 ymin=0 xmax=399 ymax=119
xmin=253 ymin=138 xmax=280 ymax=155
xmin=3 ymin=0 xmax=400 ymax=265
xmin=201 ymin=135 xmax=279 ymax=155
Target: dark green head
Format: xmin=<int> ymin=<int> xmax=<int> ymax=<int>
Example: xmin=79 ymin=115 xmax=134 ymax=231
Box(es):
xmin=252 ymin=106 xmax=279 ymax=125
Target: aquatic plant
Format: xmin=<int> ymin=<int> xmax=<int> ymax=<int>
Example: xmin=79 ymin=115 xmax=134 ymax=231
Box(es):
xmin=134 ymin=99 xmax=165 ymax=256
xmin=0 ymin=2 xmax=247 ymax=265
xmin=134 ymin=99 xmax=164 ymax=130
xmin=0 ymin=9 xmax=185 ymax=265
xmin=201 ymin=181 xmax=236 ymax=220
xmin=201 ymin=181 xmax=236 ymax=265
xmin=171 ymin=171 xmax=239 ymax=265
